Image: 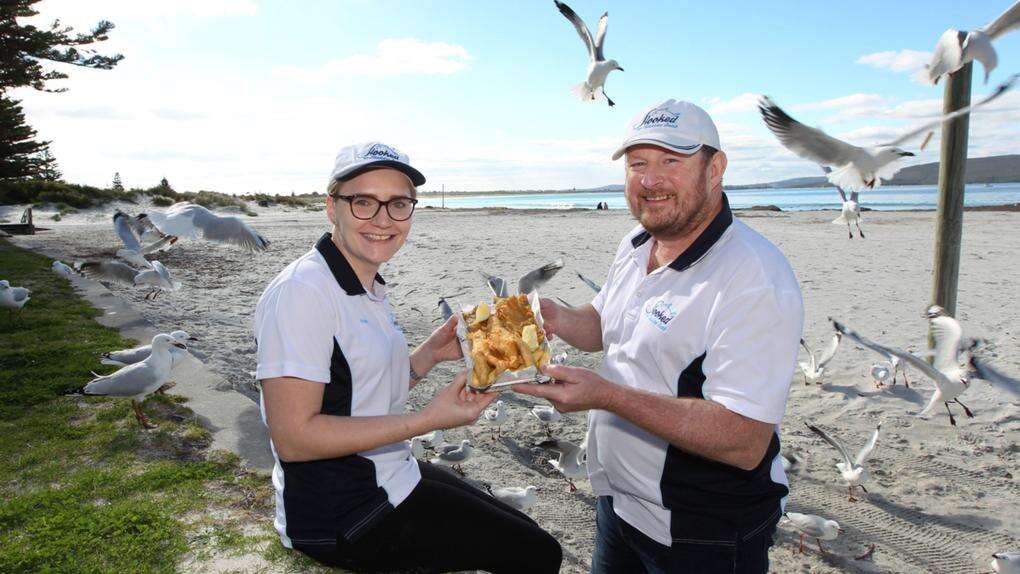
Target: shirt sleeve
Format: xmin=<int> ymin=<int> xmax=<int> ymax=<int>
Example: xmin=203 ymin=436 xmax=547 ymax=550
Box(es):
xmin=701 ymin=286 xmax=803 ymax=424
xmin=254 ymin=279 xmax=336 ymax=383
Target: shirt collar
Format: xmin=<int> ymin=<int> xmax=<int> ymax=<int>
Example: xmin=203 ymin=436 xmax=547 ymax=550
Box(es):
xmin=315 ymin=232 xmax=386 ymax=296
xmin=630 ymin=193 xmax=733 ymax=272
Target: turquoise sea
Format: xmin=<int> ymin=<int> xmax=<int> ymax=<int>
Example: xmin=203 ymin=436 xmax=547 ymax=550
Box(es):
xmin=418 ymin=183 xmax=1020 ymax=211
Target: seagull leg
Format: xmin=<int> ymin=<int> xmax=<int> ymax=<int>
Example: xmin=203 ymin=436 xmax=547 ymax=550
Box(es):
xmin=155 ymin=381 xmax=176 ymax=395
xmin=847 ymin=222 xmax=853 ymax=239
xmin=857 ymin=221 xmax=866 ymax=239
xmin=132 ymin=400 xmax=156 ymax=429
xmin=944 ymin=402 xmax=957 ymax=426
xmin=955 ymin=399 xmax=974 ymax=418
xmin=903 ymin=372 xmax=910 ymax=389
xmin=798 ymin=533 xmax=805 ymax=553
xmin=605 ymin=94 xmax=616 ymax=107
xmin=848 ymin=485 xmax=858 ymax=502
xmin=816 ymin=539 xmax=827 ymax=555
xmin=566 ymin=478 xmax=577 ymax=492
xmin=453 ymin=464 xmax=465 ymax=477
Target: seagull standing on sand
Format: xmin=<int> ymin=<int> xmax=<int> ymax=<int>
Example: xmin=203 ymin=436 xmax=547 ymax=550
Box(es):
xmin=541 ymin=437 xmax=587 ymax=491
xmin=68 ymin=333 xmax=187 ymax=428
xmin=799 ymin=333 xmax=841 ymax=385
xmin=870 ymin=362 xmax=892 ymax=388
xmin=992 ymin=551 xmax=1020 ymax=573
xmin=491 ymin=485 xmax=538 ymax=511
xmin=758 ymin=76 xmax=1017 ymax=191
xmin=0 ymin=280 xmax=30 ymax=317
xmin=483 ymin=400 xmax=508 ymax=438
xmin=139 ymin=202 xmax=269 ymax=252
xmin=531 ymin=404 xmax=562 ymax=437
xmin=414 ymin=429 xmax=445 ymax=450
xmin=101 ymin=330 xmax=196 ymax=368
xmin=409 ymin=437 xmax=426 ymax=460
xmin=806 ymin=422 xmax=881 ymax=502
xmin=926 ymin=1 xmax=1020 ymax=84
xmin=783 ymin=512 xmax=844 ymax=555
xmin=554 ymin=0 xmax=624 ymax=107
xmin=431 ymin=439 xmax=473 ymax=475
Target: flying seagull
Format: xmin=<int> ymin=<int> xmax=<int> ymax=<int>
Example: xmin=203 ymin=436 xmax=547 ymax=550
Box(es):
xmin=798 ymin=332 xmax=842 ymax=385
xmin=576 ymin=272 xmax=602 ymax=293
xmin=758 ymin=75 xmax=1017 ymax=191
xmin=807 ymin=422 xmax=881 ymax=502
xmin=554 ymin=0 xmax=624 ymax=106
xmin=139 ymin=202 xmax=269 ymax=252
xmin=927 ymin=1 xmax=1020 ymax=84
xmin=518 ymin=259 xmax=564 ymax=294
xmin=75 ymin=259 xmax=181 ymax=300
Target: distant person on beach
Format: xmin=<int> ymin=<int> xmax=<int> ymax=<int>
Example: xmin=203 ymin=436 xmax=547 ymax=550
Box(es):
xmin=254 ymin=141 xmax=562 ymax=573
xmin=516 ymin=100 xmax=803 ymax=574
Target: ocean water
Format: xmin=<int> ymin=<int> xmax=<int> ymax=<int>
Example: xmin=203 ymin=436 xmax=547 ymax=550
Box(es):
xmin=417 ymin=182 xmax=1020 ymax=211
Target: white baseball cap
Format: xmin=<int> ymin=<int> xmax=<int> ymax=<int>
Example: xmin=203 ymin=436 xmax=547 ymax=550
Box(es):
xmin=611 ymin=99 xmax=721 ymax=160
xmin=329 ymin=141 xmax=426 ymax=187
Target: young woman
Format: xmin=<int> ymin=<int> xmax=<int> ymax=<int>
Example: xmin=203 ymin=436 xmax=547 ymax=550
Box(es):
xmin=254 ymin=142 xmax=562 ymax=573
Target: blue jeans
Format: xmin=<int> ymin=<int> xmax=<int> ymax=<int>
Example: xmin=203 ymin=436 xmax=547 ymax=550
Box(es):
xmin=591 ymin=496 xmax=777 ymax=574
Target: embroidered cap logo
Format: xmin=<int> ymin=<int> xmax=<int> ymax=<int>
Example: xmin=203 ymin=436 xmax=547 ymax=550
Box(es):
xmin=637 ymin=107 xmax=680 ymax=130
xmin=360 ymin=143 xmax=401 ymax=161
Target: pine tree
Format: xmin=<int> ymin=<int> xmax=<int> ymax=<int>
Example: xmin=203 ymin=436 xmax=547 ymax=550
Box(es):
xmin=0 ymin=96 xmax=50 ymax=179
xmin=112 ymin=172 xmax=123 ymax=191
xmin=35 ymin=148 xmax=60 ymax=181
xmin=159 ymin=177 xmax=173 ymax=192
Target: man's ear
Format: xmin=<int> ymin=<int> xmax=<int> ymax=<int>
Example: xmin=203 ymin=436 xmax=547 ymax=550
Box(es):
xmin=710 ymin=151 xmax=728 ymax=190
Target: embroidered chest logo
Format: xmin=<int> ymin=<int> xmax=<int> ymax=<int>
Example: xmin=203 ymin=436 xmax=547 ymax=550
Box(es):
xmin=644 ymin=299 xmax=678 ymax=332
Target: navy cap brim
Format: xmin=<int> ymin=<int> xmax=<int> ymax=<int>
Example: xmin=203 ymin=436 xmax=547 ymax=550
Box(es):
xmin=336 ymin=160 xmax=426 ymax=187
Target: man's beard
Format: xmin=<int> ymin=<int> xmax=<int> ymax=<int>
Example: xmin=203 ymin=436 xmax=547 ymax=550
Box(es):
xmin=628 ymin=171 xmax=713 ymax=240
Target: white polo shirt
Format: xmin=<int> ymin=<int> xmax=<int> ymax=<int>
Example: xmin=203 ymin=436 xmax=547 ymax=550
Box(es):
xmin=253 ymin=232 xmax=420 ymax=548
xmin=588 ymin=194 xmax=803 ymax=547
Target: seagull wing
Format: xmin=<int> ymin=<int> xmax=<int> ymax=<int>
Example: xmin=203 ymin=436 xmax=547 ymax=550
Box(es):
xmin=77 ymin=260 xmax=139 ymax=286
xmin=554 ymin=0 xmax=596 ymax=61
xmin=930 ymin=315 xmax=964 ymax=372
xmin=884 ymin=74 xmax=1018 ymax=147
xmin=438 ymin=298 xmax=454 ymax=321
xmin=576 ymin=272 xmax=602 ymax=293
xmin=835 ymin=185 xmax=848 ymax=203
xmin=113 ymin=212 xmax=142 ymax=252
xmin=759 ymin=96 xmax=860 ymax=168
xmin=800 ymin=338 xmax=817 ymax=371
xmin=817 ymin=332 xmax=842 ymax=370
xmin=984 ymin=0 xmax=1020 ymax=39
xmin=593 ymin=11 xmax=609 ymax=61
xmin=139 ymin=234 xmax=176 ymax=255
xmin=855 ymin=424 xmax=881 ymax=466
xmin=830 ymin=317 xmax=953 ymax=388
xmin=83 ymin=362 xmax=162 ymax=397
xmin=927 ymin=29 xmax=965 ymax=84
xmin=969 ymin=354 xmax=1020 ymax=399
xmin=186 ymin=205 xmax=269 ymax=251
xmin=480 ymin=271 xmax=509 ymax=297
xmin=806 ymin=424 xmax=854 ymax=468
xmin=518 ymin=259 xmax=564 ymax=294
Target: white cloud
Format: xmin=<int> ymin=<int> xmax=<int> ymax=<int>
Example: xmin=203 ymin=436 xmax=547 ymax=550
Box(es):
xmin=704 ymin=93 xmax=760 ymax=115
xmin=798 ymin=93 xmax=888 ymax=111
xmin=275 ymin=39 xmax=474 ymax=81
xmin=856 ymin=49 xmax=931 ymax=73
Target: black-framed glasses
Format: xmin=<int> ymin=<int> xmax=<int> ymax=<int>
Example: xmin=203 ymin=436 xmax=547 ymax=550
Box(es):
xmin=333 ymin=194 xmax=418 ymax=221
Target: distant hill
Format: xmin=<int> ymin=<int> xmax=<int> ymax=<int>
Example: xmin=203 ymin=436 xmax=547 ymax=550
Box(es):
xmin=726 ymin=155 xmax=1020 ymax=189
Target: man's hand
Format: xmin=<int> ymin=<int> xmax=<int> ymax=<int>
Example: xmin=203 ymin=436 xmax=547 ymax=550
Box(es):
xmin=511 ymin=364 xmax=616 ymax=413
xmin=421 ymin=371 xmax=499 ymax=430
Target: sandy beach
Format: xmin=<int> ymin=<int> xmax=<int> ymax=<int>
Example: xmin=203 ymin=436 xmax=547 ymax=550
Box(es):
xmin=9 ymin=201 xmax=1019 ymax=573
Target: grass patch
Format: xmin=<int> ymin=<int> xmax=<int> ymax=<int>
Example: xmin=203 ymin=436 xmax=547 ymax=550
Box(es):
xmin=0 ymin=240 xmax=324 ymax=573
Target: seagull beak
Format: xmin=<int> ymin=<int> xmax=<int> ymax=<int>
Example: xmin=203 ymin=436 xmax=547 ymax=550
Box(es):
xmin=188 ymin=336 xmax=199 ymax=341
xmin=173 ymin=342 xmax=188 ymax=349
xmin=899 ymin=151 xmax=915 ymax=157
xmin=838 ymin=528 xmax=845 ymax=534
xmin=616 ymin=66 xmax=625 ymax=72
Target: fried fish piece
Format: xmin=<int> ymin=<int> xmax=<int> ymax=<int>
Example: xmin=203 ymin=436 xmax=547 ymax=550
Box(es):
xmin=465 ymin=295 xmax=548 ymax=389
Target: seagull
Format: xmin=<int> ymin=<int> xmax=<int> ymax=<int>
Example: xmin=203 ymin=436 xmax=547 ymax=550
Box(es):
xmin=51 ymin=260 xmax=74 ymax=277
xmin=113 ymin=210 xmax=176 ymax=268
xmin=831 ymin=309 xmax=995 ymax=425
xmin=101 ymin=330 xmax=196 ymax=368
xmin=798 ymin=333 xmax=841 ymax=385
xmin=833 ymin=184 xmax=864 ymax=239
xmin=0 ymin=280 xmax=30 ymax=317
xmin=783 ymin=512 xmax=844 ymax=555
xmin=409 ymin=437 xmax=426 ymax=460
xmin=67 ymin=333 xmax=186 ymax=428
xmin=967 ymin=347 xmax=1020 ymax=400
xmin=138 ymin=202 xmax=269 ymax=252
xmin=926 ymin=1 xmax=1020 ymax=84
xmin=870 ymin=362 xmax=892 ymax=388
xmin=483 ymin=400 xmax=508 ymax=438
xmin=480 ymin=271 xmax=510 ymax=298
xmin=413 ymin=429 xmax=445 ymax=449
xmin=554 ymin=0 xmax=624 ymax=107
xmin=541 ymin=437 xmax=587 ymax=491
xmin=530 ymin=404 xmax=562 ymax=437
xmin=438 ymin=298 xmax=454 ymax=321
xmin=758 ymin=76 xmax=1017 ymax=191
xmin=576 ymin=272 xmax=602 ymax=293
xmin=492 ymin=485 xmax=538 ymax=511
xmin=780 ymin=452 xmax=800 ymax=473
xmin=806 ymin=422 xmax=880 ymax=502
xmin=992 ymin=552 xmax=1020 ymax=573
xmin=430 ymin=439 xmax=473 ymax=475
xmin=75 ymin=259 xmax=181 ymax=300
xmin=518 ymin=259 xmax=564 ymax=295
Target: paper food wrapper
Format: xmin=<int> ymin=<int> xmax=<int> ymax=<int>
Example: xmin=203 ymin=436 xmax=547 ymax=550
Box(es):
xmin=456 ymin=290 xmax=555 ymax=392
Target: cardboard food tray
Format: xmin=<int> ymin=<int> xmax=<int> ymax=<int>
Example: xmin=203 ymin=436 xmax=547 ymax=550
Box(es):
xmin=455 ymin=291 xmax=556 ymax=393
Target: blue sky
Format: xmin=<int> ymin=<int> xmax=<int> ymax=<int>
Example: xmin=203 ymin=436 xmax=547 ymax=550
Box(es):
xmin=15 ymin=1 xmax=1020 ymax=193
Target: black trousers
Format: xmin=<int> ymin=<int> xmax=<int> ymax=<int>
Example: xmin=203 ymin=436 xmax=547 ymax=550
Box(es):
xmin=292 ymin=461 xmax=562 ymax=573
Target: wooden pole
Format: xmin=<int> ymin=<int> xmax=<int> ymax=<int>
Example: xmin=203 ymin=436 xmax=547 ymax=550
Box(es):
xmin=930 ymin=59 xmax=972 ymax=318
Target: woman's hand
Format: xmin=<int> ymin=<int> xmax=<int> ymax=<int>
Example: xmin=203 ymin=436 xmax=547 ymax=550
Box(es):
xmin=412 ymin=316 xmax=463 ymax=376
xmin=421 ymin=371 xmax=499 ymax=430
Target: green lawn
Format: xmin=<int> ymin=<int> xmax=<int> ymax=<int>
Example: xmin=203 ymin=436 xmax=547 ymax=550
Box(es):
xmin=0 ymin=240 xmax=323 ymax=573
